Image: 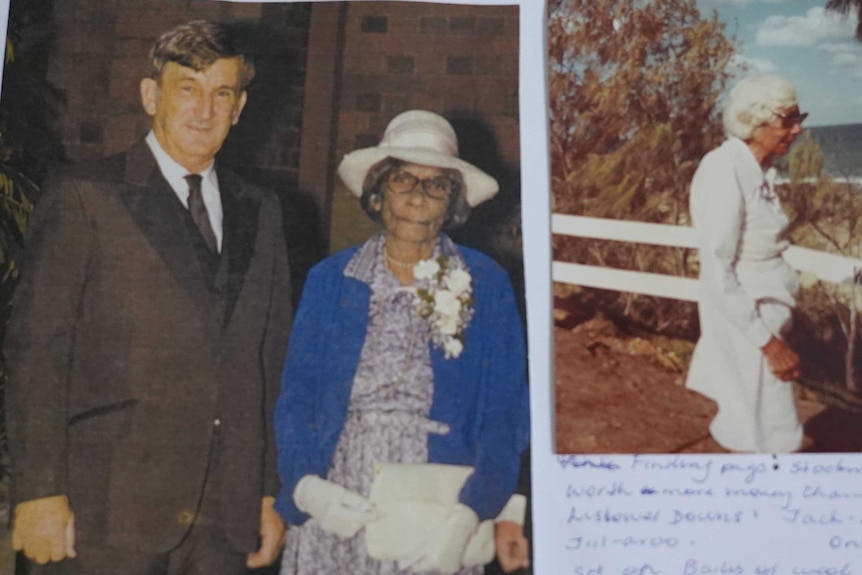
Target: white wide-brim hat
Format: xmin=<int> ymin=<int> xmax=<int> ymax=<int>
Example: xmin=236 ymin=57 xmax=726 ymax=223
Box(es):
xmin=337 ymin=110 xmax=499 ymax=207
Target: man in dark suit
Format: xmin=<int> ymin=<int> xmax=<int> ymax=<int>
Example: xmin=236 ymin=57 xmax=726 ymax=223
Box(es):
xmin=5 ymin=20 xmax=292 ymax=574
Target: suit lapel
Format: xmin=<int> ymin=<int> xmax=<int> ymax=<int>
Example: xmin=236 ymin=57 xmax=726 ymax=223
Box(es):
xmin=218 ymin=166 xmax=260 ymax=324
xmin=118 ymin=140 xmax=217 ymax=313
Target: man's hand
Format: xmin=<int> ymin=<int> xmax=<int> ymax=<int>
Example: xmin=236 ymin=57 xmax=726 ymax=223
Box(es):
xmin=495 ymin=521 xmax=529 ymax=573
xmin=12 ymin=495 xmax=76 ymax=565
xmin=246 ymin=497 xmax=286 ymax=569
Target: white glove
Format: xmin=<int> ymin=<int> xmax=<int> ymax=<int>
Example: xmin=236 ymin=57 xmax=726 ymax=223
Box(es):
xmin=293 ymin=475 xmax=384 ymax=538
xmin=462 ymin=520 xmax=495 ymax=567
xmin=399 ymin=503 xmax=479 ymax=573
xmin=495 ymin=494 xmax=527 ymax=525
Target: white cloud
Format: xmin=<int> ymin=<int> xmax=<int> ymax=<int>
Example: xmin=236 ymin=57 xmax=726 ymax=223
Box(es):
xmin=728 ymin=53 xmax=777 ymax=73
xmin=702 ymin=0 xmax=786 ymax=4
xmin=752 ymin=6 xmax=862 ymax=79
xmin=756 ymin=7 xmax=855 ymax=46
xmin=819 ymin=42 xmax=862 ymax=61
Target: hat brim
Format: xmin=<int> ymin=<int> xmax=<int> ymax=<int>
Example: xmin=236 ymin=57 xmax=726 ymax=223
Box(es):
xmin=337 ymin=146 xmax=499 ymax=207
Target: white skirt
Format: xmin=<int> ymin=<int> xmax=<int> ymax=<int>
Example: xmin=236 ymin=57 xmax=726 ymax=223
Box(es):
xmin=687 ymin=260 xmax=803 ymax=453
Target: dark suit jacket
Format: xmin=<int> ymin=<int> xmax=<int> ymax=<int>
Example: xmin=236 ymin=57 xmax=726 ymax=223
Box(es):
xmin=4 ymin=139 xmax=293 ymax=553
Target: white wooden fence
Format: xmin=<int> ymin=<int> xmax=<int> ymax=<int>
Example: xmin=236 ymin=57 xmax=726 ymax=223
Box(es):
xmin=551 ymin=214 xmax=862 ymax=299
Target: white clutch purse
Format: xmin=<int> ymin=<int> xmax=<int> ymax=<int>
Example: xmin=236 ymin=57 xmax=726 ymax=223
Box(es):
xmin=365 ymin=462 xmax=495 ymax=566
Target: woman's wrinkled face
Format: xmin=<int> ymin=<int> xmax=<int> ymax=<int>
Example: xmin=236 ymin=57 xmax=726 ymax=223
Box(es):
xmin=378 ymin=163 xmax=451 ymax=246
xmin=750 ymin=104 xmax=805 ymax=159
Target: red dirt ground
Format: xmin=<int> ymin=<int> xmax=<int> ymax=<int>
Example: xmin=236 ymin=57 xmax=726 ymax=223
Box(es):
xmin=553 ymin=313 xmax=862 ymax=454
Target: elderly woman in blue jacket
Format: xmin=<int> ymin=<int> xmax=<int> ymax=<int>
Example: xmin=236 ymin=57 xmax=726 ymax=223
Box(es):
xmin=273 ymin=110 xmax=530 ymax=575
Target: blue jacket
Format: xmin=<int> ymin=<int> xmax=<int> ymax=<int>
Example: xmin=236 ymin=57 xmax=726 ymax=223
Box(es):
xmin=274 ymin=238 xmax=529 ymax=525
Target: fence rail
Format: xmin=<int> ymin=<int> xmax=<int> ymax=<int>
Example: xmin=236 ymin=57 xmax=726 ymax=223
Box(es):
xmin=552 ymin=214 xmax=862 ymax=299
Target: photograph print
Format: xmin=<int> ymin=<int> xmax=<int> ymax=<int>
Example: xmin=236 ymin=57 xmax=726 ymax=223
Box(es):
xmin=550 ymin=0 xmax=862 ymax=455
xmin=0 ymin=1 xmax=532 ymax=574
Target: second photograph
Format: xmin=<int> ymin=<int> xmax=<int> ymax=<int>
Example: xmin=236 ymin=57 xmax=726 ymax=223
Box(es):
xmin=550 ymin=0 xmax=862 ymax=455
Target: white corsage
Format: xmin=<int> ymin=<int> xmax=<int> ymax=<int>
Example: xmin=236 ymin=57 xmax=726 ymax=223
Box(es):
xmin=414 ymin=256 xmax=474 ymax=359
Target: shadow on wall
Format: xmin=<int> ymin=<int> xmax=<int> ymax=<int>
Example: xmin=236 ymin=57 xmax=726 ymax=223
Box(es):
xmin=446 ymin=112 xmax=524 ymax=317
xmin=219 ymin=16 xmax=309 ymax=177
xmin=445 ymin=116 xmax=532 ymax=575
xmin=217 ymin=16 xmax=327 ymax=304
xmin=237 ymin=169 xmax=327 ymax=311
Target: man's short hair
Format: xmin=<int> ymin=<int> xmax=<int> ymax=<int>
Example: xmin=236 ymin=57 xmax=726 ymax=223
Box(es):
xmin=148 ymin=20 xmax=255 ymax=89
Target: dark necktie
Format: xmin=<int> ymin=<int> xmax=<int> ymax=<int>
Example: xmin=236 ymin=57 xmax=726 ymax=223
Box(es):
xmin=184 ymin=174 xmax=218 ymax=253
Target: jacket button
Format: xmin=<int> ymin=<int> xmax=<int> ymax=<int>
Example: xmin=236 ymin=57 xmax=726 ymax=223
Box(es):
xmin=213 ymin=418 xmax=221 ymax=427
xmin=176 ymin=510 xmax=195 ymax=525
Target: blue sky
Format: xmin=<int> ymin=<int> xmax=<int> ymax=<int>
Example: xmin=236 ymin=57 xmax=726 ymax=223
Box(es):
xmin=696 ymin=0 xmax=862 ymax=126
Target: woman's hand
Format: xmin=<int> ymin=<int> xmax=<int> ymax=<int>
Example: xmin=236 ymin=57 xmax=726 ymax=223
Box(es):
xmin=495 ymin=521 xmax=529 ymax=572
xmin=761 ymin=336 xmax=800 ymax=382
xmin=293 ymin=475 xmax=384 ymax=538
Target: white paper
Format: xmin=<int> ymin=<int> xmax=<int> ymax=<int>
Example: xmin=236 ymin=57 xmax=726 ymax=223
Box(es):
xmin=526 ymin=1 xmax=862 ymax=574
xmin=2 ymin=1 xmax=860 ymax=574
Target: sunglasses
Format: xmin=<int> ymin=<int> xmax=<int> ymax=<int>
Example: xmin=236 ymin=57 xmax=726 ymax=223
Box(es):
xmin=773 ymin=109 xmax=808 ymax=129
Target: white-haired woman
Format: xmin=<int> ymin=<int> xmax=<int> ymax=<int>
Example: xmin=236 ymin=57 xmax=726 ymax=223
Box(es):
xmin=686 ymin=74 xmax=807 ymax=453
xmin=273 ymin=110 xmax=530 ymax=574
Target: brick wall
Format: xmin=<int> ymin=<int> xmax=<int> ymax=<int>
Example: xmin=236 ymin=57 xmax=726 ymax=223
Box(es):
xmin=324 ymin=2 xmax=521 ymax=255
xmin=337 ymin=3 xmax=519 ymax=154
xmin=45 ymin=0 xmax=311 ymax=186
xmin=42 ymin=0 xmax=319 ymax=297
xmin=41 ymin=0 xmax=522 ymax=284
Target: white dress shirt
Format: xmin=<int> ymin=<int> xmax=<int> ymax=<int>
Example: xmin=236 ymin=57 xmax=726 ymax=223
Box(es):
xmin=145 ymin=131 xmax=224 ymax=252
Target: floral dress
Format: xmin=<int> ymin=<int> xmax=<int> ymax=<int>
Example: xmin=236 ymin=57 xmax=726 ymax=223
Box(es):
xmin=280 ymin=234 xmax=483 ymax=575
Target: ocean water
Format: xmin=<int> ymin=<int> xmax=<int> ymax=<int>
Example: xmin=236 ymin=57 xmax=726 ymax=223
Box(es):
xmin=805 ymin=123 xmax=862 ymax=180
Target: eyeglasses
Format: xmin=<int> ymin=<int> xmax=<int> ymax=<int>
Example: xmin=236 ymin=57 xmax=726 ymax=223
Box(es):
xmin=386 ymin=169 xmax=453 ymax=201
xmin=773 ymin=109 xmax=808 ymax=129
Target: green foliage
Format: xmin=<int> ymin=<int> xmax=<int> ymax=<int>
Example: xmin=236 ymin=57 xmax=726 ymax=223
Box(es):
xmin=549 ymin=0 xmax=734 ymax=336
xmin=783 ymin=131 xmax=862 ymax=259
xmin=825 ymin=0 xmax=862 ymax=40
xmin=778 ymin=131 xmax=862 ymax=393
xmin=0 ymin=0 xmax=65 ymax=478
xmin=549 ymin=0 xmax=734 ymax=223
xmin=0 ymin=160 xmax=35 ymax=282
